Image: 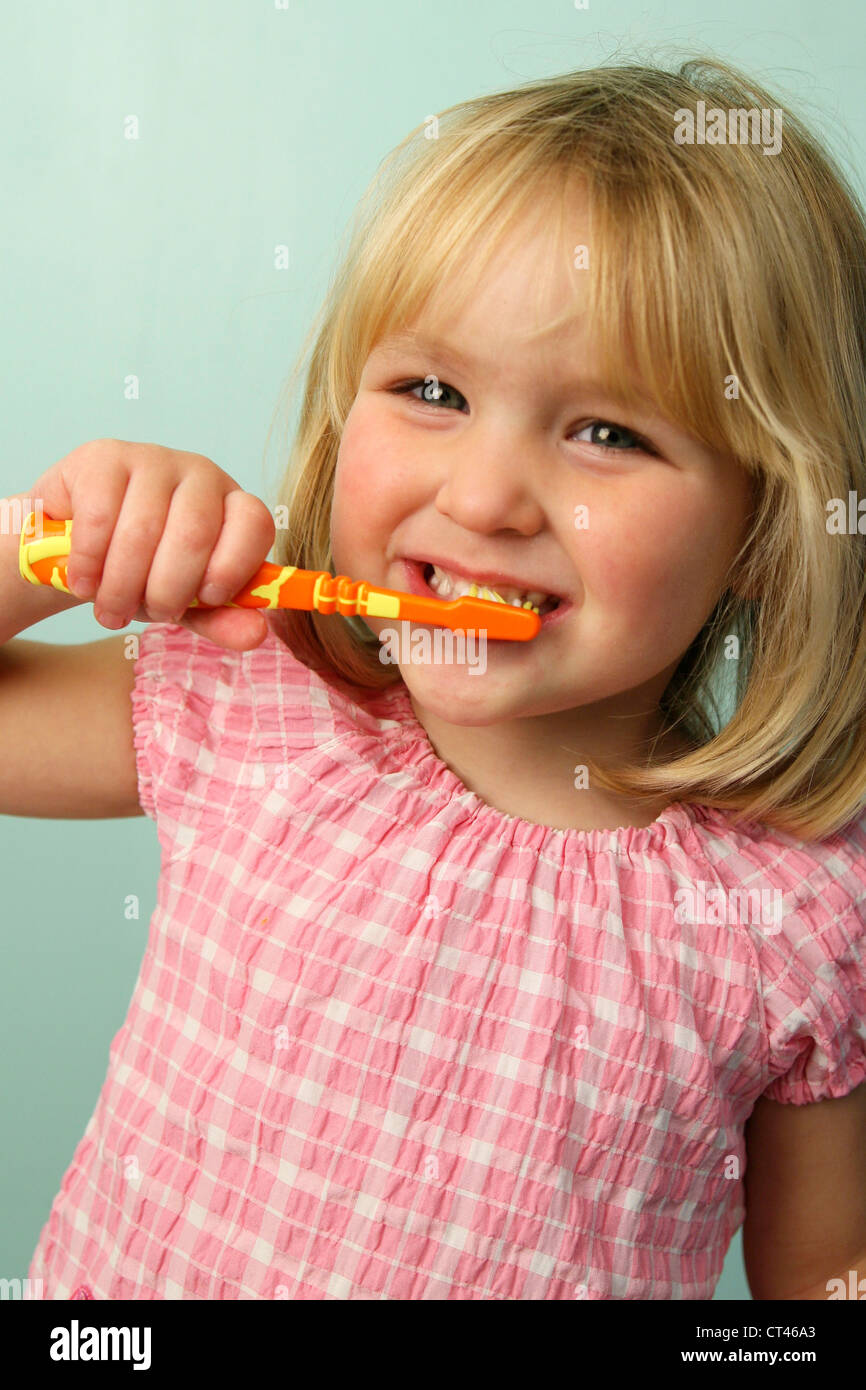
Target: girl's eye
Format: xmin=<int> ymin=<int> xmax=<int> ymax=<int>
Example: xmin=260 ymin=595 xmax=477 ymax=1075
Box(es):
xmin=575 ymin=420 xmax=655 ymax=454
xmin=389 ymin=385 xmax=656 ymax=453
xmin=391 ymin=378 xmax=467 ymax=410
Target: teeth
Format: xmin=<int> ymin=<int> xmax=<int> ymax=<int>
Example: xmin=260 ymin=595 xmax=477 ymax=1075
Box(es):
xmin=426 ymin=563 xmax=557 ymax=615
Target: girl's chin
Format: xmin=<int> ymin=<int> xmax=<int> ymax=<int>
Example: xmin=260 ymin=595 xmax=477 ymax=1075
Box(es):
xmin=365 ymin=618 xmax=553 ymax=715
xmin=394 ymin=658 xmax=537 ymax=722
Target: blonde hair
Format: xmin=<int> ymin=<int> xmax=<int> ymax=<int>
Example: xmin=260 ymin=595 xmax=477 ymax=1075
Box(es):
xmin=264 ymin=56 xmax=866 ymax=842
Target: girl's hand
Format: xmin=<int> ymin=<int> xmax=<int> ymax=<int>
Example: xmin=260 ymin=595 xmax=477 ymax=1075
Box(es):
xmin=29 ymin=438 xmax=277 ymax=650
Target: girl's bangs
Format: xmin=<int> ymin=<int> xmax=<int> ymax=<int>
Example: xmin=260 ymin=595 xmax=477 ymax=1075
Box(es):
xmin=352 ymin=151 xmax=757 ymax=472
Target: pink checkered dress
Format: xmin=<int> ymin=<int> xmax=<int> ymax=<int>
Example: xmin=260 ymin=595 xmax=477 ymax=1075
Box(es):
xmin=29 ymin=621 xmax=866 ymax=1299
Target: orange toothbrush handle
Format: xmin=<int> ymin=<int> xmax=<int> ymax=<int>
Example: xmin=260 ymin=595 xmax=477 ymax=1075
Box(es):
xmin=17 ymin=512 xmax=540 ymax=640
xmin=246 ymin=572 xmax=541 ymax=640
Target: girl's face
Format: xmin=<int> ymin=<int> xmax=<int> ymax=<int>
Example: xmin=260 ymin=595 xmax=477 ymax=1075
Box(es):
xmin=330 ymin=204 xmax=754 ymax=729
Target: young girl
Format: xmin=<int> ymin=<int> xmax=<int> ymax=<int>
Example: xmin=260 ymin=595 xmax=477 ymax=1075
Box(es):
xmin=5 ymin=56 xmax=866 ymax=1301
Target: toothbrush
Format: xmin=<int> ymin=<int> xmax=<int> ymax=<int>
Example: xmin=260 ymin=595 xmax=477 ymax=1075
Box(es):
xmin=17 ymin=512 xmax=541 ymax=640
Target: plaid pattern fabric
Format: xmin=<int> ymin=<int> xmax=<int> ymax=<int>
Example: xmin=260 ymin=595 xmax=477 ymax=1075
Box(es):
xmin=29 ymin=621 xmax=866 ymax=1299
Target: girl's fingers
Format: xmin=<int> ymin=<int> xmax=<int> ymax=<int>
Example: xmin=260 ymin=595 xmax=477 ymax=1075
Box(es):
xmin=178 ymin=605 xmax=271 ymax=651
xmin=196 ymin=489 xmax=276 ymax=606
xmin=64 ymin=464 xmax=132 ymax=601
xmin=140 ymin=475 xmax=228 ymax=621
xmin=144 ymin=485 xmax=275 ymax=621
xmin=88 ymin=473 xmax=175 ymax=627
xmin=52 ymin=438 xmax=276 ymax=635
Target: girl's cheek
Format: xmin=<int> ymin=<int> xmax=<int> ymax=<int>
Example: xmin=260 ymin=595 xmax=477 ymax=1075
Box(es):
xmin=331 ymin=461 xmax=367 ymax=575
xmin=337 ymin=400 xmax=406 ymax=510
xmin=335 ymin=413 xmax=375 ymax=501
xmin=576 ymin=487 xmax=706 ymax=605
xmin=334 ymin=455 xmax=369 ymax=523
xmin=565 ymin=518 xmax=636 ymax=605
xmin=332 ymin=414 xmax=407 ymax=573
xmin=332 ymin=410 xmax=379 ymax=520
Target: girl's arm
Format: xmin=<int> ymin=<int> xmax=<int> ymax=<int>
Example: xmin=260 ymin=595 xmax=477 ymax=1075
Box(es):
xmin=0 ymin=439 xmax=276 ymax=818
xmin=0 ymin=635 xmax=142 ymax=817
xmin=742 ymin=1083 xmax=866 ymax=1299
xmin=0 ymin=491 xmax=141 ymax=817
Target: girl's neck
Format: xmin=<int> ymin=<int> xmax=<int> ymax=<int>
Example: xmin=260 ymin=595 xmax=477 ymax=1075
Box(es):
xmin=407 ymin=692 xmax=689 ymax=833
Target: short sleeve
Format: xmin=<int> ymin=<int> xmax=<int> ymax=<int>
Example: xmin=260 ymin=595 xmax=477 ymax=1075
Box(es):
xmin=760 ymin=901 xmax=866 ymax=1105
xmin=130 ymin=624 xmax=175 ymax=823
xmin=129 ymin=618 xmax=330 ymax=862
xmin=129 ymin=622 xmax=251 ymax=858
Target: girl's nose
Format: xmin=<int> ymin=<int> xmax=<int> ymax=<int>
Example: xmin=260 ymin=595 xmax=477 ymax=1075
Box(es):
xmin=433 ymin=440 xmax=546 ymax=535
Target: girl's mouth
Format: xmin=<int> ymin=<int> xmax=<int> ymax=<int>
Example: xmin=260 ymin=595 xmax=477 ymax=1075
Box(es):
xmin=398 ymin=560 xmax=573 ymax=630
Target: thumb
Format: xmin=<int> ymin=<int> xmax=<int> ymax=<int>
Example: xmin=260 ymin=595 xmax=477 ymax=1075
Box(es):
xmin=174 ymin=605 xmax=270 ymax=651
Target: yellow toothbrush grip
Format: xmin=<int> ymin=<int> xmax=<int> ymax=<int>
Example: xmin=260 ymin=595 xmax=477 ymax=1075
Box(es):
xmin=18 ymin=512 xmax=74 ymax=593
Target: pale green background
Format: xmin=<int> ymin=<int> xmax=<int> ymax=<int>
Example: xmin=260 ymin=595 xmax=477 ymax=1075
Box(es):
xmin=2 ymin=0 xmax=864 ymax=1301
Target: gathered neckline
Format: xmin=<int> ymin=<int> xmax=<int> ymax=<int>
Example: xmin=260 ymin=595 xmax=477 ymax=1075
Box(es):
xmin=367 ymin=676 xmax=726 ymax=856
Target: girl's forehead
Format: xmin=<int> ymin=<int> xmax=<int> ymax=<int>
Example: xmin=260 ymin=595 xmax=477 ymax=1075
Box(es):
xmin=388 ymin=224 xmax=592 ymax=353
xmin=362 ymin=179 xmax=734 ymax=450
